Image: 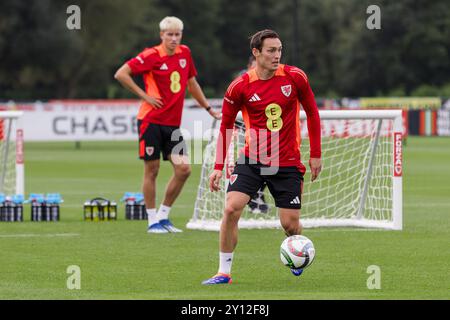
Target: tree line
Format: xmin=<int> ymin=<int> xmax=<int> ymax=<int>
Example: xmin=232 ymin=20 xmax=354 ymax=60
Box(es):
xmin=0 ymin=0 xmax=449 ymax=100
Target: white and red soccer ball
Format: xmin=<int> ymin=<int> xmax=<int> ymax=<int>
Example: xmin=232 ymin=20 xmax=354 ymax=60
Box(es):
xmin=280 ymin=235 xmax=316 ymax=270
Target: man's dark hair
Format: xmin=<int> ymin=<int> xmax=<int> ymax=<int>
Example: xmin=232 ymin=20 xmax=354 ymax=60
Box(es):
xmin=250 ymin=29 xmax=280 ymax=52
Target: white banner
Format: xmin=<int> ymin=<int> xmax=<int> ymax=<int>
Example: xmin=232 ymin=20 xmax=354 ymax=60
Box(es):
xmin=0 ymin=99 xmax=222 ymax=141
xmin=1 ymin=100 xmax=439 ymax=140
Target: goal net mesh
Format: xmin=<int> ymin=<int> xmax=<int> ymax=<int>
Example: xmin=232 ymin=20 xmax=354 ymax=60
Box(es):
xmin=188 ymin=114 xmax=396 ymax=231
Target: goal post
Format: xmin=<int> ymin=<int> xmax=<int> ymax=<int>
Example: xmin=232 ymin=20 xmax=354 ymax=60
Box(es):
xmin=187 ymin=109 xmax=403 ymax=231
xmin=0 ymin=111 xmax=25 ymax=196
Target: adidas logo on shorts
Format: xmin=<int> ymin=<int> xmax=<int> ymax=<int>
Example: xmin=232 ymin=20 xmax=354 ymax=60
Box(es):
xmin=290 ymin=196 xmax=300 ymax=205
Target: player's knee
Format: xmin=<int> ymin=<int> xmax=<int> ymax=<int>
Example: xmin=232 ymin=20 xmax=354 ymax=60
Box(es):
xmin=224 ymin=204 xmax=241 ymax=220
xmin=145 ymin=164 xmax=159 ymax=180
xmin=147 ymin=171 xmax=158 ymax=181
xmin=176 ymin=165 xmax=191 ymax=180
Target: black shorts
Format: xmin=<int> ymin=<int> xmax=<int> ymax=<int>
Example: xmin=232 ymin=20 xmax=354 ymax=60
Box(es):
xmin=227 ymin=156 xmax=304 ymax=209
xmin=138 ymin=121 xmax=187 ymax=161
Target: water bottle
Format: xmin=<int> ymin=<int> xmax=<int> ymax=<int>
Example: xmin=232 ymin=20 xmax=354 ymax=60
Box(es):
xmin=109 ymin=201 xmax=117 ymax=220
xmin=8 ymin=201 xmax=16 ymax=222
xmin=84 ymin=201 xmax=92 ymax=220
xmin=12 ymin=195 xmax=24 ymax=222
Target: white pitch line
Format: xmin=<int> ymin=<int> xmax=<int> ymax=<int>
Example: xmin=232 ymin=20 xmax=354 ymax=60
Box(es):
xmin=0 ymin=233 xmax=80 ymax=238
xmin=304 ymin=228 xmax=391 ymax=232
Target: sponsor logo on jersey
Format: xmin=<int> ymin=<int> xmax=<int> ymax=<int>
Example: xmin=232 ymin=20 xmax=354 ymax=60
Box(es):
xmin=281 ymin=85 xmax=292 ymax=97
xmin=179 ymin=59 xmax=186 ymax=68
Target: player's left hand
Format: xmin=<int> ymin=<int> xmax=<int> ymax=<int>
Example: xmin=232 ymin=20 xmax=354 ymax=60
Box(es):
xmin=208 ymin=108 xmax=222 ymax=120
xmin=309 ymin=158 xmax=322 ymax=182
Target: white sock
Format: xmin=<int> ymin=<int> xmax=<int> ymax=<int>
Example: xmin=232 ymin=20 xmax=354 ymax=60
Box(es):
xmin=157 ymin=204 xmax=171 ymax=221
xmin=147 ymin=208 xmax=158 ymax=226
xmin=218 ymin=252 xmax=234 ymax=275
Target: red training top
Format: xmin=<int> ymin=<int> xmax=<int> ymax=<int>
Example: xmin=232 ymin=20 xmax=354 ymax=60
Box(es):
xmin=214 ymin=64 xmax=321 ymax=174
xmin=127 ymin=44 xmax=197 ymax=126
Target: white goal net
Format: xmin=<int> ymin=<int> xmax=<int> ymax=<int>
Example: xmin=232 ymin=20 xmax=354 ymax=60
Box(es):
xmin=0 ymin=111 xmax=25 ymax=196
xmin=188 ymin=110 xmax=403 ymax=231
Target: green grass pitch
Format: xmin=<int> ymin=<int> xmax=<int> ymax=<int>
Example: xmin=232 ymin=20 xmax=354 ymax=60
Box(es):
xmin=0 ymin=137 xmax=449 ymax=299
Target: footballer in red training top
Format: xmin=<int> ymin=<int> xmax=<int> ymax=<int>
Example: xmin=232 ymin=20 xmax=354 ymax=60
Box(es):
xmin=115 ymin=16 xmax=220 ymax=235
xmin=202 ymin=29 xmax=322 ymax=285
xmin=203 ymin=29 xmax=322 ymax=285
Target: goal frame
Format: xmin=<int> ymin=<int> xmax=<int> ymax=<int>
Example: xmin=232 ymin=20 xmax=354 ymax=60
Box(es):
xmin=0 ymin=111 xmax=25 ymax=196
xmin=187 ymin=109 xmax=403 ymax=231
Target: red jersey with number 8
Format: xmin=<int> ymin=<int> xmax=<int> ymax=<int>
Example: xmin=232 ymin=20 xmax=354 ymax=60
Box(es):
xmin=127 ymin=44 xmax=197 ymax=126
xmin=214 ymin=64 xmax=321 ymax=174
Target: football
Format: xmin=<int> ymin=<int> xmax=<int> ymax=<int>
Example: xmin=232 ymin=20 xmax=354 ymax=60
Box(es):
xmin=280 ymin=235 xmax=316 ymax=270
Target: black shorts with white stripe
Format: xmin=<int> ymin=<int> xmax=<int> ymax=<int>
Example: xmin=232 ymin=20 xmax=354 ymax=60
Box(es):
xmin=227 ymin=156 xmax=304 ymax=209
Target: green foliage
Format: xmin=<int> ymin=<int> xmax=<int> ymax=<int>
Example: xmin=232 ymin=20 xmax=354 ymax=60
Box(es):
xmin=411 ymin=83 xmax=450 ymax=97
xmin=0 ymin=0 xmax=449 ymax=99
xmin=410 ymin=84 xmax=441 ymax=97
xmin=388 ymin=87 xmax=407 ymax=97
xmin=438 ymin=83 xmax=450 ymax=97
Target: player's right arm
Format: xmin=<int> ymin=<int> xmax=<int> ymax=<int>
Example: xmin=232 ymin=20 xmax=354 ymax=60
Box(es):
xmin=114 ymin=51 xmax=163 ymax=109
xmin=209 ymin=78 xmax=243 ymax=192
